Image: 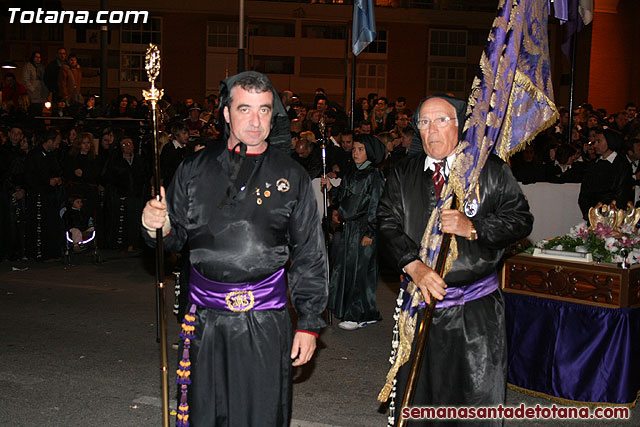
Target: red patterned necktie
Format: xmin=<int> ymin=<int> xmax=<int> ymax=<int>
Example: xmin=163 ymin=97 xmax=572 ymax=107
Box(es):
xmin=432 ymin=161 xmax=446 ymax=199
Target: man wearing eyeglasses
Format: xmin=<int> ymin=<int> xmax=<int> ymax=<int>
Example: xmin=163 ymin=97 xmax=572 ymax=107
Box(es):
xmin=377 ymin=95 xmax=532 ymax=424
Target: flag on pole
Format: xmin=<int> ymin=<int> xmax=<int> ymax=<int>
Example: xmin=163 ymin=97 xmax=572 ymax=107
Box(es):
xmin=352 ymin=0 xmax=376 ymax=56
xmin=379 ymin=0 xmax=559 ymax=409
xmin=559 ymin=0 xmax=594 ymax=58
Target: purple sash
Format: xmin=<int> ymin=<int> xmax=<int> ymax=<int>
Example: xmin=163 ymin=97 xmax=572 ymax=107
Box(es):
xmin=433 ymin=272 xmax=499 ymax=309
xmin=189 ymin=266 xmax=287 ymax=312
xmin=404 ymin=272 xmax=499 ymax=310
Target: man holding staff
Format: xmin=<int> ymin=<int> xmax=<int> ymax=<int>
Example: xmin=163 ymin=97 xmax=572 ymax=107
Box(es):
xmin=377 ymin=95 xmax=533 ymax=425
xmin=142 ymin=71 xmax=328 ymax=426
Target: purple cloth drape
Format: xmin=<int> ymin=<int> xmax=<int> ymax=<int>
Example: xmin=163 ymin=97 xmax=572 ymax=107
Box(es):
xmin=505 ymin=293 xmax=640 ymax=405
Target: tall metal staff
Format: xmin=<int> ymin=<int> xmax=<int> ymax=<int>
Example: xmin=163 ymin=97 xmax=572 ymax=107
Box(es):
xmin=142 ymin=43 xmax=170 ymax=427
xmin=318 ymin=117 xmax=332 ymax=325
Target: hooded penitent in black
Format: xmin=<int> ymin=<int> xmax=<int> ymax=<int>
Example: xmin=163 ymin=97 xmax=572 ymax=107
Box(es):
xmin=327 ymin=133 xmax=385 ymax=324
xmin=408 ymin=94 xmax=467 ymax=156
xmin=144 ymin=71 xmax=328 ymax=426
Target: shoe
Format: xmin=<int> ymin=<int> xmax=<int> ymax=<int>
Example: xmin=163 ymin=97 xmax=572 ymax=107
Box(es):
xmin=338 ymin=321 xmax=359 ymax=330
xmin=338 ymin=320 xmax=379 ymax=330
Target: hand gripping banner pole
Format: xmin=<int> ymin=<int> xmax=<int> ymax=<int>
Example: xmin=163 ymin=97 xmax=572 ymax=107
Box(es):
xmin=143 ymin=43 xmax=170 ymax=427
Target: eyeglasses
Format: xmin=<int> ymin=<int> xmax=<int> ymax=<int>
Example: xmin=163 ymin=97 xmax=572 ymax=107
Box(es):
xmin=417 ymin=117 xmax=457 ymax=129
xmin=121 ymin=142 xmax=132 ymax=147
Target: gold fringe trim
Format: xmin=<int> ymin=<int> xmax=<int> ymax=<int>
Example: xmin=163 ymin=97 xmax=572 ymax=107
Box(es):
xmin=507 ymin=383 xmax=640 ymax=409
xmin=378 ymin=308 xmax=417 ymax=402
xmin=499 ymin=68 xmax=559 ymax=160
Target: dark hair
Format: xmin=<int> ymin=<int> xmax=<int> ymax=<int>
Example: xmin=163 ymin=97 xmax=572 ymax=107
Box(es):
xmin=39 ymin=129 xmax=59 ymax=145
xmin=4 ymin=72 xmax=15 ymax=80
xmin=341 ymin=129 xmax=354 ymax=138
xmin=626 ymin=102 xmax=637 ymax=110
xmin=171 ymin=122 xmax=188 ymax=135
xmin=29 ymin=51 xmax=41 ymax=64
xmin=402 ymin=127 xmax=416 ymax=139
xmin=68 ymin=54 xmax=77 ymax=60
xmin=397 ymin=96 xmax=407 ymax=103
xmin=228 ymin=72 xmax=272 ymax=106
xmin=290 ymin=131 xmax=300 ymax=139
xmin=555 ymin=144 xmax=576 ymax=164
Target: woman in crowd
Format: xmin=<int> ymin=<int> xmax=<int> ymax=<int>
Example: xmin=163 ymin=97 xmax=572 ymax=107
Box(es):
xmin=21 ymin=51 xmax=49 ymax=116
xmin=64 ymin=132 xmax=100 ymax=216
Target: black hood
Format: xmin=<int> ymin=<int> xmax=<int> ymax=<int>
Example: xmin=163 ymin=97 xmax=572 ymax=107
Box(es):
xmin=408 ymin=95 xmax=467 ymax=156
xmin=218 ymin=71 xmax=291 ymax=154
xmin=355 ymin=134 xmax=386 ymax=165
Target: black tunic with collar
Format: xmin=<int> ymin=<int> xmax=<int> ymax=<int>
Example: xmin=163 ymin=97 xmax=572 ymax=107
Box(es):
xmin=144 ymin=141 xmax=328 ymax=427
xmin=377 ymin=152 xmax=533 ymax=424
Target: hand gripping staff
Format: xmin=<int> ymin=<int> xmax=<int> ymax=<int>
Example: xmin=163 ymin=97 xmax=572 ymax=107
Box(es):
xmin=142 ymin=43 xmax=170 ymax=427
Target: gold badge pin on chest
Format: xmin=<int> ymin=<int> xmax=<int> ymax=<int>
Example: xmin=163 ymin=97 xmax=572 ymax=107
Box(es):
xmin=276 ymin=178 xmax=290 ymax=192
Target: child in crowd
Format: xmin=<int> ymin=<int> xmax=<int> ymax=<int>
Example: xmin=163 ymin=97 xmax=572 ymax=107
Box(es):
xmin=64 ymin=196 xmax=94 ymax=252
xmin=321 ymin=134 xmax=385 ymax=330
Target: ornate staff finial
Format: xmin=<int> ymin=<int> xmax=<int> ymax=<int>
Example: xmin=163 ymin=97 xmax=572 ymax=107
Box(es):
xmin=143 ymin=43 xmax=164 ymax=104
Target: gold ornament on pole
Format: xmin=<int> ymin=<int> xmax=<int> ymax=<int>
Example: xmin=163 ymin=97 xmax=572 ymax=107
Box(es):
xmin=143 ymin=43 xmax=170 ymax=427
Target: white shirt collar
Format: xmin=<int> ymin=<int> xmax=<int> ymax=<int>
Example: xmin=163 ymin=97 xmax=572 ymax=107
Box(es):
xmin=172 ymin=139 xmax=185 ymax=149
xmin=601 ymin=151 xmax=617 ymax=164
xmin=424 ymin=152 xmax=456 ymax=175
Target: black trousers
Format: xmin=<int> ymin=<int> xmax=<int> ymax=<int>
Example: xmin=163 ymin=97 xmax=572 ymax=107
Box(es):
xmin=186 ymin=307 xmax=293 ymax=427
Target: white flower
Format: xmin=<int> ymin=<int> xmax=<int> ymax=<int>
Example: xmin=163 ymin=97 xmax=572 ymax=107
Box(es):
xmin=553 ymin=245 xmax=563 ymax=251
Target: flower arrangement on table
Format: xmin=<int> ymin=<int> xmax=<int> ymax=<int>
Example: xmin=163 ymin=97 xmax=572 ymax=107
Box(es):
xmin=525 ymin=203 xmax=640 ymax=264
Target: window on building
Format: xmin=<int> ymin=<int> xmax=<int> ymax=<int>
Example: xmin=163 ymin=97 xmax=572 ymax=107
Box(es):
xmin=429 ymin=29 xmax=467 ymax=57
xmin=4 ymin=22 xmax=62 ymax=41
xmin=467 ymin=28 xmax=488 ymax=46
xmin=121 ymin=51 xmax=148 ymax=82
xmin=300 ymin=57 xmax=345 ymax=77
xmin=428 ymin=65 xmax=466 ymax=94
xmin=301 ymin=23 xmax=347 ymax=39
xmin=121 ymin=17 xmax=161 ymax=44
xmin=357 ymin=62 xmax=386 ymax=90
xmin=248 ymin=21 xmax=295 ymax=38
xmin=207 ymin=22 xmax=239 ymax=48
xmin=75 ymin=24 xmax=112 ymax=44
xmin=250 ymin=55 xmax=294 ymax=74
xmin=407 ymin=0 xmax=436 ymax=9
xmin=363 ymin=29 xmax=387 ymax=54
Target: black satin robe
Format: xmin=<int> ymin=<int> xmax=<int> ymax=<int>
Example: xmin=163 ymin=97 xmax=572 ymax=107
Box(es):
xmin=377 ymin=153 xmax=533 ymax=425
xmin=328 ymin=164 xmax=385 ymax=322
xmin=144 ymin=142 xmax=328 ymax=426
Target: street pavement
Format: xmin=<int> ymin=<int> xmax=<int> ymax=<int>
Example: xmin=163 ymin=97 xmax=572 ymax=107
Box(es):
xmin=0 ymin=250 xmax=636 ymax=426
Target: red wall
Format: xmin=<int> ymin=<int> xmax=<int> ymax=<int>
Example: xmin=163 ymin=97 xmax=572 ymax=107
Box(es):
xmin=160 ymin=13 xmax=207 ymax=102
xmin=588 ymin=1 xmax=640 ymax=114
xmin=385 ymin=21 xmax=428 ymax=110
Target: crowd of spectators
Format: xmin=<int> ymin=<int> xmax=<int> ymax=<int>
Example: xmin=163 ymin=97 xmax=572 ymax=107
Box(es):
xmin=1 ymin=48 xmax=639 ymax=263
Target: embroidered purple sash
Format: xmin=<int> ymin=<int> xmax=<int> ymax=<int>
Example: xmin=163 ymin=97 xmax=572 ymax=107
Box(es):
xmin=188 ymin=266 xmax=287 ymax=312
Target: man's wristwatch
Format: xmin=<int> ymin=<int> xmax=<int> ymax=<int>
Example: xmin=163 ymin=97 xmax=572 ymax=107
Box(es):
xmin=467 ymin=224 xmax=478 ymax=241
